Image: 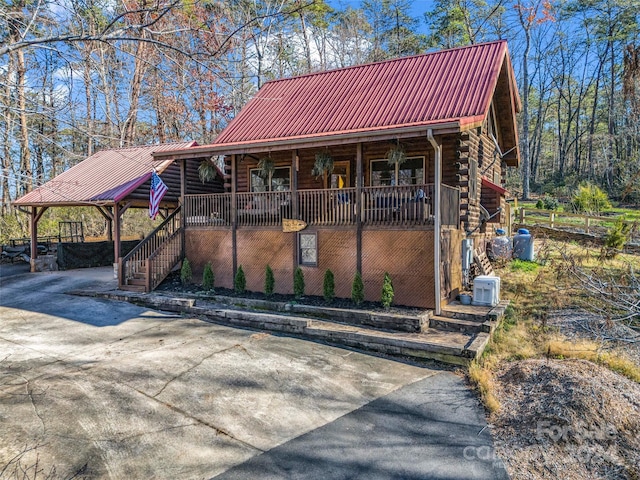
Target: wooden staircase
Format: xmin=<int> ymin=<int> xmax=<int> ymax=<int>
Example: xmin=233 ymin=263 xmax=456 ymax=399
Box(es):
xmin=119 ymin=207 xmax=183 ymax=293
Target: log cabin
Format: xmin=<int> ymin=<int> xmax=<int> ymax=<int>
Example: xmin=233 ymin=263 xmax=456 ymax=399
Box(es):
xmin=143 ymin=40 xmax=521 ymax=312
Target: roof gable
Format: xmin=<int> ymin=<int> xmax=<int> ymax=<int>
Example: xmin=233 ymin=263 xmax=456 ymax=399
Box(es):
xmin=214 ymin=41 xmax=517 ymax=148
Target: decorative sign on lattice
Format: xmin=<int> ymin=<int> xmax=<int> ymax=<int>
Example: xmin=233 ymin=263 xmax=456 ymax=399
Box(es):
xmin=282 ymin=219 xmax=307 ymax=233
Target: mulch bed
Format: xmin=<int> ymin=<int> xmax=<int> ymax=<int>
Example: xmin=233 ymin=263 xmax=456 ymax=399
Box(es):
xmin=156 ymin=271 xmax=425 ymax=315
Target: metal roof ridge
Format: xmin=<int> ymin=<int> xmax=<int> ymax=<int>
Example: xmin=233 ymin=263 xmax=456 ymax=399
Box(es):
xmin=260 ymin=40 xmax=509 ymax=87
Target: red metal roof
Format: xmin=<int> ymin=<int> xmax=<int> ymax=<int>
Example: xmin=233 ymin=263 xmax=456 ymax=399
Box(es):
xmin=482 ymin=176 xmax=509 ymax=196
xmin=14 ymin=142 xmax=197 ymax=206
xmin=213 ymin=41 xmax=516 ymax=148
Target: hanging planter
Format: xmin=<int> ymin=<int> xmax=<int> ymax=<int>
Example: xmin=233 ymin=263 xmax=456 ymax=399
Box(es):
xmin=386 ymin=142 xmax=407 ymax=166
xmin=198 ymin=160 xmax=218 ymax=184
xmin=311 ymin=151 xmax=334 ymax=178
xmin=257 ymin=156 xmax=275 ymax=179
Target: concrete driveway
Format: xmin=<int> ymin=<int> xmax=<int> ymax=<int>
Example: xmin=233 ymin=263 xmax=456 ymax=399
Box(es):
xmin=0 ymin=268 xmax=507 ymax=479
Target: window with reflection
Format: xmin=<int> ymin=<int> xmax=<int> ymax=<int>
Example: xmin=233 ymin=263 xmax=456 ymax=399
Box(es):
xmin=370 ymin=157 xmax=424 ymax=186
xmin=250 ymin=166 xmax=291 ymax=192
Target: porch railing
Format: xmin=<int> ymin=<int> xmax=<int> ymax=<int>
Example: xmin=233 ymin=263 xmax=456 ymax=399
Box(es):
xmin=184 ymin=193 xmax=231 ymax=226
xmin=183 ymin=183 xmax=460 ymax=229
xmin=299 ymin=188 xmax=357 ymax=226
xmin=236 ymin=191 xmax=292 ymax=227
xmin=361 ymin=184 xmax=434 ymax=226
xmin=119 ymin=206 xmax=182 ymax=291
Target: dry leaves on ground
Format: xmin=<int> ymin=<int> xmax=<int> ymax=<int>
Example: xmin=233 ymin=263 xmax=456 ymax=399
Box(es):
xmin=491 ymin=358 xmax=640 ymax=480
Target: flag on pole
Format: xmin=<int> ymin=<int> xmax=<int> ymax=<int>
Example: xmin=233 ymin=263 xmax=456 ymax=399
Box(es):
xmin=149 ymin=170 xmax=168 ymax=219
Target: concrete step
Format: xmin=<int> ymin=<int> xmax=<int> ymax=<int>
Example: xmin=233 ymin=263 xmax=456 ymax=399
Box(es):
xmin=429 ymin=315 xmax=485 ymax=334
xmin=164 ymin=292 xmax=432 ymax=334
xmin=83 ymin=292 xmax=486 ymax=366
xmin=119 ymin=284 xmax=146 ymax=293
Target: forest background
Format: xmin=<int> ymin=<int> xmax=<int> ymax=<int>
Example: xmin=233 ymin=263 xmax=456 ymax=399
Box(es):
xmin=1 ymin=0 xmax=638 ymax=241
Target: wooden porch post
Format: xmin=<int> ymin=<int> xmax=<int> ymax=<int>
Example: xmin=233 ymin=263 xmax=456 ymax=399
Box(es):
xmin=231 ymin=154 xmax=237 ymax=276
xmin=356 ymin=143 xmax=363 ymax=274
xmin=292 ymin=150 xmax=299 ymax=268
xmin=113 ymin=202 xmax=121 ymax=266
xmin=29 ymin=206 xmax=48 ymax=272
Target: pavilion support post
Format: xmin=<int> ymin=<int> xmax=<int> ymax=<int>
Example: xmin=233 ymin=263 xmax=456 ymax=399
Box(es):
xmin=29 ymin=206 xmax=48 ymax=272
xmin=95 ymin=206 xmax=113 ymax=242
xmin=113 ymin=202 xmax=121 ymax=277
xmin=356 ymin=143 xmax=363 ymax=275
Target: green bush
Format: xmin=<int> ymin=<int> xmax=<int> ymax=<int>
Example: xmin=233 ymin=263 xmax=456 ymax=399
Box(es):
xmin=571 ymin=183 xmax=611 ymax=214
xmin=264 ymin=265 xmax=275 ymax=297
xmin=234 ymin=265 xmax=246 ymax=294
xmin=602 ymin=218 xmax=631 ymax=258
xmin=323 ymin=269 xmax=335 ymax=302
xmin=381 ymin=272 xmax=394 ymax=308
xmin=351 ymin=272 xmax=364 ymax=305
xmin=294 ymin=267 xmax=305 ymax=299
xmin=202 ymin=262 xmax=215 ymax=291
xmin=180 ymin=258 xmax=192 ymax=285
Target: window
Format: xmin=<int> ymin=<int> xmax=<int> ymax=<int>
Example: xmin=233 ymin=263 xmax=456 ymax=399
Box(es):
xmin=370 ymin=157 xmax=424 ymax=186
xmin=250 ymin=166 xmax=291 ymax=192
xmin=326 ymin=161 xmax=350 ymax=189
xmin=299 ymin=232 xmax=317 ymax=266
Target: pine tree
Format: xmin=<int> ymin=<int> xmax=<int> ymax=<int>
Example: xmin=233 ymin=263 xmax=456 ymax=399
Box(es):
xmin=381 ymin=272 xmax=394 ymax=308
xmin=264 ymin=265 xmax=275 ymax=297
xmin=294 ymin=267 xmax=305 ymax=299
xmin=323 ymin=269 xmax=335 ymax=302
xmin=234 ymin=265 xmax=246 ymax=294
xmin=202 ymin=262 xmax=214 ymax=292
xmin=180 ymin=258 xmax=192 ymax=285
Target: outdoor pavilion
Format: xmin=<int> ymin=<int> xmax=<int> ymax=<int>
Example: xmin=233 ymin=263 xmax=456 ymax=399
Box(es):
xmin=12 ymin=141 xmax=223 ymax=272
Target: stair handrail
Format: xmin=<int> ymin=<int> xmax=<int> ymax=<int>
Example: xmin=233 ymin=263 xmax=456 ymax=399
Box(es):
xmin=121 ymin=206 xmax=181 ymax=266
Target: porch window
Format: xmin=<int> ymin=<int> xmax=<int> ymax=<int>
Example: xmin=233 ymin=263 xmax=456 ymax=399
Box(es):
xmin=250 ymin=166 xmax=291 ymax=192
xmin=370 ymin=157 xmax=424 ymax=186
xmin=299 ymin=232 xmax=317 ymax=266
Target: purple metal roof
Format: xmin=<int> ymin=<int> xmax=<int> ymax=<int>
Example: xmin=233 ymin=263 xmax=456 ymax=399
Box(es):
xmin=14 ymin=142 xmax=197 ymax=206
xmin=213 ymin=41 xmax=517 ymax=147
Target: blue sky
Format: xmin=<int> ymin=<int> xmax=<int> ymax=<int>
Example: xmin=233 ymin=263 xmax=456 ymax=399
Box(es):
xmin=328 ymin=0 xmax=435 ymax=34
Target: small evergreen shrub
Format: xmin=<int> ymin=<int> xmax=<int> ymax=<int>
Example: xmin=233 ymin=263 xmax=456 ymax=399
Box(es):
xmin=381 ymin=272 xmax=394 ymax=308
xmin=202 ymin=262 xmax=214 ymax=291
xmin=323 ymin=269 xmax=335 ymax=302
xmin=601 ymin=218 xmax=631 ymax=258
xmin=294 ymin=267 xmax=305 ymax=299
xmin=180 ymin=258 xmax=192 ymax=285
xmin=536 ymin=194 xmax=559 ymax=211
xmin=571 ymin=183 xmax=611 ymax=214
xmin=264 ymin=265 xmax=275 ymax=297
xmin=351 ymin=272 xmax=364 ymax=305
xmin=234 ymin=265 xmax=246 ymax=294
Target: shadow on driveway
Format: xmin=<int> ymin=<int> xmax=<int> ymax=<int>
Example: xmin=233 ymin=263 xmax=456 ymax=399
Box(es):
xmin=214 ymin=373 xmax=508 ymax=480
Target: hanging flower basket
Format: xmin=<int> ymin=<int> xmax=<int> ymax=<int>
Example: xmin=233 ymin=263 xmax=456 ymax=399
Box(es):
xmin=198 ymin=160 xmax=218 ymax=184
xmin=386 ymin=143 xmax=407 ymax=166
xmin=312 ymin=151 xmax=334 ymax=178
xmin=257 ymin=157 xmax=275 ymax=179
